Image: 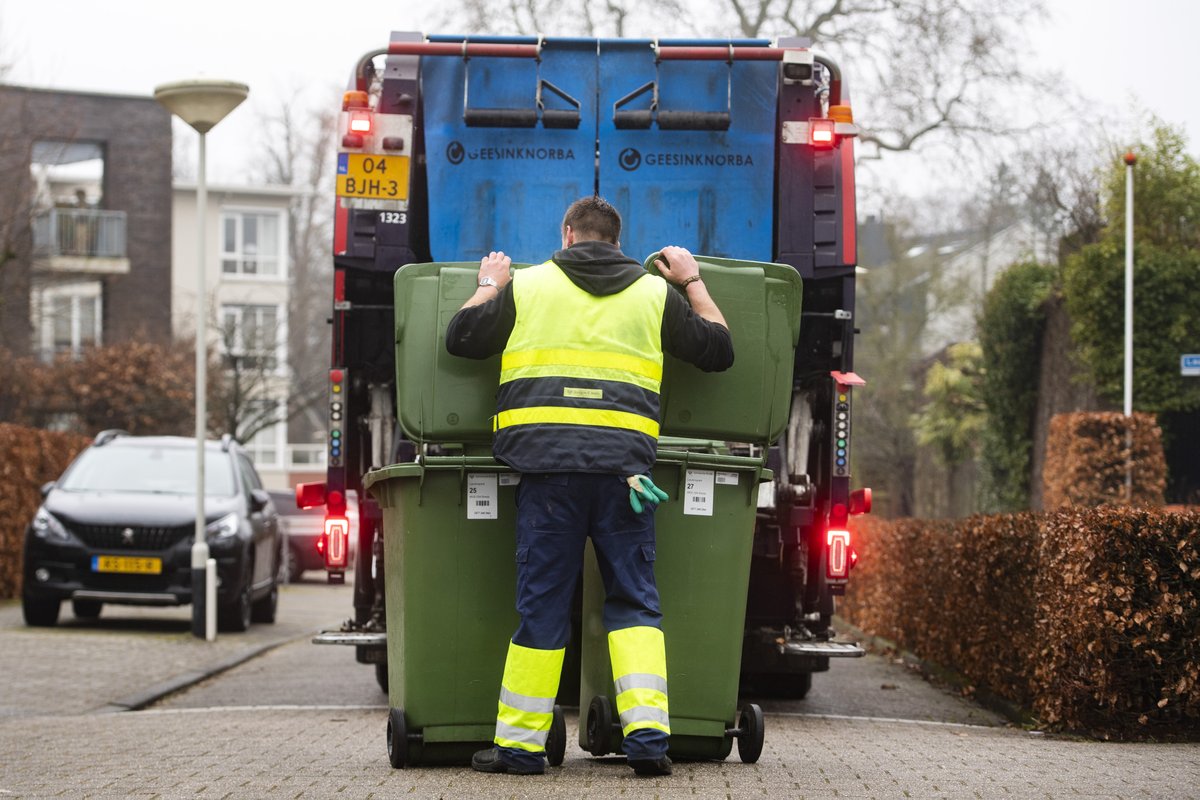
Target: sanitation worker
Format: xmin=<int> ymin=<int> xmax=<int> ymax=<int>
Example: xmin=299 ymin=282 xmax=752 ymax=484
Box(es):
xmin=446 ymin=196 xmax=732 ymax=777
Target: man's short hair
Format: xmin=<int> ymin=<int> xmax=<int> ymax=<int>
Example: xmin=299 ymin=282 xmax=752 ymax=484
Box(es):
xmin=562 ymin=196 xmax=621 ymax=244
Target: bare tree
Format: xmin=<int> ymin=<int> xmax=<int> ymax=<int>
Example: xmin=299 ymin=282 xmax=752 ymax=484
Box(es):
xmin=210 ymin=307 xmax=291 ymax=444
xmin=441 ymin=0 xmax=684 ymax=37
xmin=253 ymin=91 xmax=338 ymax=443
xmin=719 ymin=0 xmax=1048 ymax=158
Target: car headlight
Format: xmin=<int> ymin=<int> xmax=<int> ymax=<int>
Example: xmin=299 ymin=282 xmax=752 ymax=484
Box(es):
xmin=206 ymin=512 xmax=240 ymax=541
xmin=32 ymin=507 xmax=74 ymax=544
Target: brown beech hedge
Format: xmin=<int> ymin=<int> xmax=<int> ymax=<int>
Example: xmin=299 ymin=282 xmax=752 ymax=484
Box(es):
xmin=0 ymin=424 xmax=90 ymax=599
xmin=844 ymin=507 xmax=1200 ymax=739
xmin=1043 ymin=412 xmax=1166 ymax=509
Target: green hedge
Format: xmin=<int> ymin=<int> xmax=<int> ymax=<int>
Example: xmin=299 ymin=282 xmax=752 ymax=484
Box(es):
xmin=977 ymin=261 xmax=1055 ymax=512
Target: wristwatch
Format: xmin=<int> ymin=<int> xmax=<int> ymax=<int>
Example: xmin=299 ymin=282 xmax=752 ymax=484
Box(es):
xmin=478 ymin=276 xmax=500 ymax=290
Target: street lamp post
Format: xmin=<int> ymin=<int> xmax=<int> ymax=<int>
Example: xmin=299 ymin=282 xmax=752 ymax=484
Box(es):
xmin=154 ymin=79 xmax=249 ymax=640
xmin=1123 ymin=149 xmax=1137 ymax=502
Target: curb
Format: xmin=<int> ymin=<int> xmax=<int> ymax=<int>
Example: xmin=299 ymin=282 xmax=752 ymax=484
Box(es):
xmin=96 ymin=636 xmax=298 ymax=713
xmin=833 ymin=615 xmax=1039 ymax=729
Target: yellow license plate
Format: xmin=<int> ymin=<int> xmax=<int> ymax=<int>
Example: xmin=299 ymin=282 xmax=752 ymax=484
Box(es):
xmin=92 ymin=555 xmax=162 ymax=575
xmin=336 ymin=154 xmax=409 ymax=200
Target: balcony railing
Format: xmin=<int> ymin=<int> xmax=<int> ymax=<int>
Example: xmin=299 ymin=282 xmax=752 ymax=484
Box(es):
xmin=32 ymin=208 xmax=127 ymax=258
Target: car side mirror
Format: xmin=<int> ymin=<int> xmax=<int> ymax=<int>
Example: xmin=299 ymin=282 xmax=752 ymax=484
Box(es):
xmin=40 ymin=481 xmax=56 ymax=498
xmin=250 ymin=488 xmax=272 ymax=514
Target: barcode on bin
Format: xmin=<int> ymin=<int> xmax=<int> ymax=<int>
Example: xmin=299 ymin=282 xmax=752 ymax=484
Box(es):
xmin=474 ymin=500 xmax=491 ymax=507
xmin=692 ymin=496 xmax=704 ymax=503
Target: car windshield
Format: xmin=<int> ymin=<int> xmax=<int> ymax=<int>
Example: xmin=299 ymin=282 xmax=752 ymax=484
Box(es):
xmin=59 ymin=445 xmax=238 ymax=496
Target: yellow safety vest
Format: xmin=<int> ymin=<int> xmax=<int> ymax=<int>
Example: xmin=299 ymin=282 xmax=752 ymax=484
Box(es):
xmin=494 ymin=261 xmax=669 ymax=474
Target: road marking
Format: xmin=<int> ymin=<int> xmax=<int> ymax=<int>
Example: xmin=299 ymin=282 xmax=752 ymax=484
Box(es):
xmin=767 ymin=711 xmax=1003 ymax=730
xmin=135 ymin=704 xmax=389 ymax=715
xmin=136 ymin=705 xmax=1007 ymax=734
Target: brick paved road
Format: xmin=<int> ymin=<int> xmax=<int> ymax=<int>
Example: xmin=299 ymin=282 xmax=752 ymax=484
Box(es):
xmin=1 ymin=578 xmax=1198 ymax=799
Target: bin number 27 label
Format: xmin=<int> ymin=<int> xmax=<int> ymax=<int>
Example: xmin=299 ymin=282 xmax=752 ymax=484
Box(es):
xmin=683 ymin=470 xmax=715 ymax=517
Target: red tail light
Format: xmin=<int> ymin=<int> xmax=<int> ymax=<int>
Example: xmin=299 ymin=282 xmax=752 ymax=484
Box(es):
xmin=809 ymin=118 xmax=835 ymax=147
xmin=324 ymin=516 xmax=349 ymax=569
xmin=349 ymin=111 xmax=372 ymax=134
xmin=827 ymin=528 xmax=851 ymax=579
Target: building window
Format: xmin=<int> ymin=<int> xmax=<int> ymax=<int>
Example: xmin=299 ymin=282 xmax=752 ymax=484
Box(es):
xmin=220 ymin=304 xmax=282 ymax=371
xmin=35 ymin=281 xmax=102 ymax=361
xmin=220 ymin=211 xmax=282 ymax=277
xmin=242 ymin=399 xmax=284 ymax=468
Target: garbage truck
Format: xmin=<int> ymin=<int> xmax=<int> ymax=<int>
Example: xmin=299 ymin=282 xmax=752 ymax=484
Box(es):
xmin=304 ymin=31 xmax=869 ymax=698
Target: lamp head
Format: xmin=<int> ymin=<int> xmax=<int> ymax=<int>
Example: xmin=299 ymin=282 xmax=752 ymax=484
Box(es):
xmin=154 ymin=79 xmax=249 ymax=134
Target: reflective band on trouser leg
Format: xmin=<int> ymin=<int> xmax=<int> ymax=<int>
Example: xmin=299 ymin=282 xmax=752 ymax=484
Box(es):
xmin=494 ymin=640 xmax=565 ymax=753
xmin=608 ymin=626 xmax=670 ymax=736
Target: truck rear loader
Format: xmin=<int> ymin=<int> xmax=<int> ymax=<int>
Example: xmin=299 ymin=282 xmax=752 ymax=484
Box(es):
xmin=303 ymin=31 xmax=869 ymax=700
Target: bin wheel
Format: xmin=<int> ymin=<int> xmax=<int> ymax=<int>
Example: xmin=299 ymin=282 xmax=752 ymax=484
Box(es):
xmin=387 ymin=707 xmax=407 ymax=768
xmin=585 ymin=695 xmax=614 ymax=757
xmin=737 ymin=703 xmax=764 ymax=764
xmin=547 ymin=704 xmax=566 ymax=766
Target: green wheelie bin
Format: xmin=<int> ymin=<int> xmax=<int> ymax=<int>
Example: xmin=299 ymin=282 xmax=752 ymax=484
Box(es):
xmin=365 ymin=458 xmax=567 ymax=768
xmin=578 ymin=254 xmax=802 ymax=764
xmin=578 ymin=449 xmax=772 ymax=763
xmin=369 ymin=261 xmax=567 ymax=768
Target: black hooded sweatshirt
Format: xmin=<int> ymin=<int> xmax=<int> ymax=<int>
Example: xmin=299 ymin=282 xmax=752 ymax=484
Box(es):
xmin=445 ymin=240 xmax=733 ymax=372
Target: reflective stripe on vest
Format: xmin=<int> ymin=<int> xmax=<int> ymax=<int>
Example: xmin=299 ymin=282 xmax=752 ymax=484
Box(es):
xmin=494 ymin=261 xmax=668 ymax=475
xmin=494 ymin=640 xmax=564 ymax=754
xmin=609 ymin=626 xmax=670 ymax=737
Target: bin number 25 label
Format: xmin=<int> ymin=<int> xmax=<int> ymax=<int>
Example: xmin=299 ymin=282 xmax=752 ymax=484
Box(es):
xmin=467 ymin=473 xmax=498 ymax=520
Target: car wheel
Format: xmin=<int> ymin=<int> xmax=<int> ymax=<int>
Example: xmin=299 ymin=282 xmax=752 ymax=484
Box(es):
xmin=251 ymin=581 xmax=278 ymax=624
xmin=218 ymin=562 xmax=253 ymax=632
xmin=72 ymin=599 xmax=103 ymax=620
xmin=284 ymin=545 xmax=303 ymax=583
xmin=22 ymin=594 xmax=60 ymax=627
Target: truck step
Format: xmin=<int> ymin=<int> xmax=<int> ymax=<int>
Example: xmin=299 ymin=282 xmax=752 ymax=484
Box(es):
xmin=312 ymin=631 xmax=388 ymax=647
xmin=781 ymin=640 xmax=865 ymax=658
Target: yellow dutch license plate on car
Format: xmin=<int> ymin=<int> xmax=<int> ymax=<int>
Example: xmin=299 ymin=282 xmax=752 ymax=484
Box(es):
xmin=336 ymin=154 xmax=409 ymax=200
xmin=92 ymin=555 xmax=162 ymax=575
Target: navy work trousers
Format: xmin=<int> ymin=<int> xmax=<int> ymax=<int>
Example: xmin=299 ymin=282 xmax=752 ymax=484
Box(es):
xmin=501 ymin=471 xmax=667 ymax=767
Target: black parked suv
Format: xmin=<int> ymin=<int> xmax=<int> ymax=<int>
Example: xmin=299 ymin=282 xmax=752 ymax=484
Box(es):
xmin=22 ymin=431 xmax=281 ymax=632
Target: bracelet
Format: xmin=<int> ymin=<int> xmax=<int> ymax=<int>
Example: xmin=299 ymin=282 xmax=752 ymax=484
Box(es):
xmin=679 ymin=274 xmax=703 ymax=288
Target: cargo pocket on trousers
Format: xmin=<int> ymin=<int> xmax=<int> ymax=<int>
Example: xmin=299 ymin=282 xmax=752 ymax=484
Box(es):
xmin=640 ymin=543 xmax=656 ymax=562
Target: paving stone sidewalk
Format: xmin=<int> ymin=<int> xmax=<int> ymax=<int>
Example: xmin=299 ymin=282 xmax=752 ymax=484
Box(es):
xmin=1 ymin=706 xmax=1198 ymax=799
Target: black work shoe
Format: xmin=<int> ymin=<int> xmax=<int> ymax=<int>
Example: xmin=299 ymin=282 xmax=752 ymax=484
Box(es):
xmin=629 ymin=755 xmax=673 ymax=776
xmin=471 ymin=747 xmax=545 ymax=775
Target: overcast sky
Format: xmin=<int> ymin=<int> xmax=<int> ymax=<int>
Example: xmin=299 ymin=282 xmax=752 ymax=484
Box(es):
xmin=3 ymin=0 xmax=1197 ymax=190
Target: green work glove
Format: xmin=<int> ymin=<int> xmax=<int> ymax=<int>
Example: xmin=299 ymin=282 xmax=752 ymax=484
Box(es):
xmin=627 ymin=474 xmax=670 ymax=513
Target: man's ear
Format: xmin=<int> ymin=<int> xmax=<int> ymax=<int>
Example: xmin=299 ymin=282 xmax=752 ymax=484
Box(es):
xmin=563 ymin=225 xmax=575 ymax=247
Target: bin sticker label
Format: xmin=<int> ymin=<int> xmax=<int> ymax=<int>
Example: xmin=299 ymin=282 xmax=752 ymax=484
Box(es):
xmin=683 ymin=469 xmax=715 ymax=517
xmin=499 ymin=474 xmax=522 ymax=486
xmin=467 ymin=473 xmax=498 ymax=520
xmin=716 ymin=471 xmax=740 ymax=486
